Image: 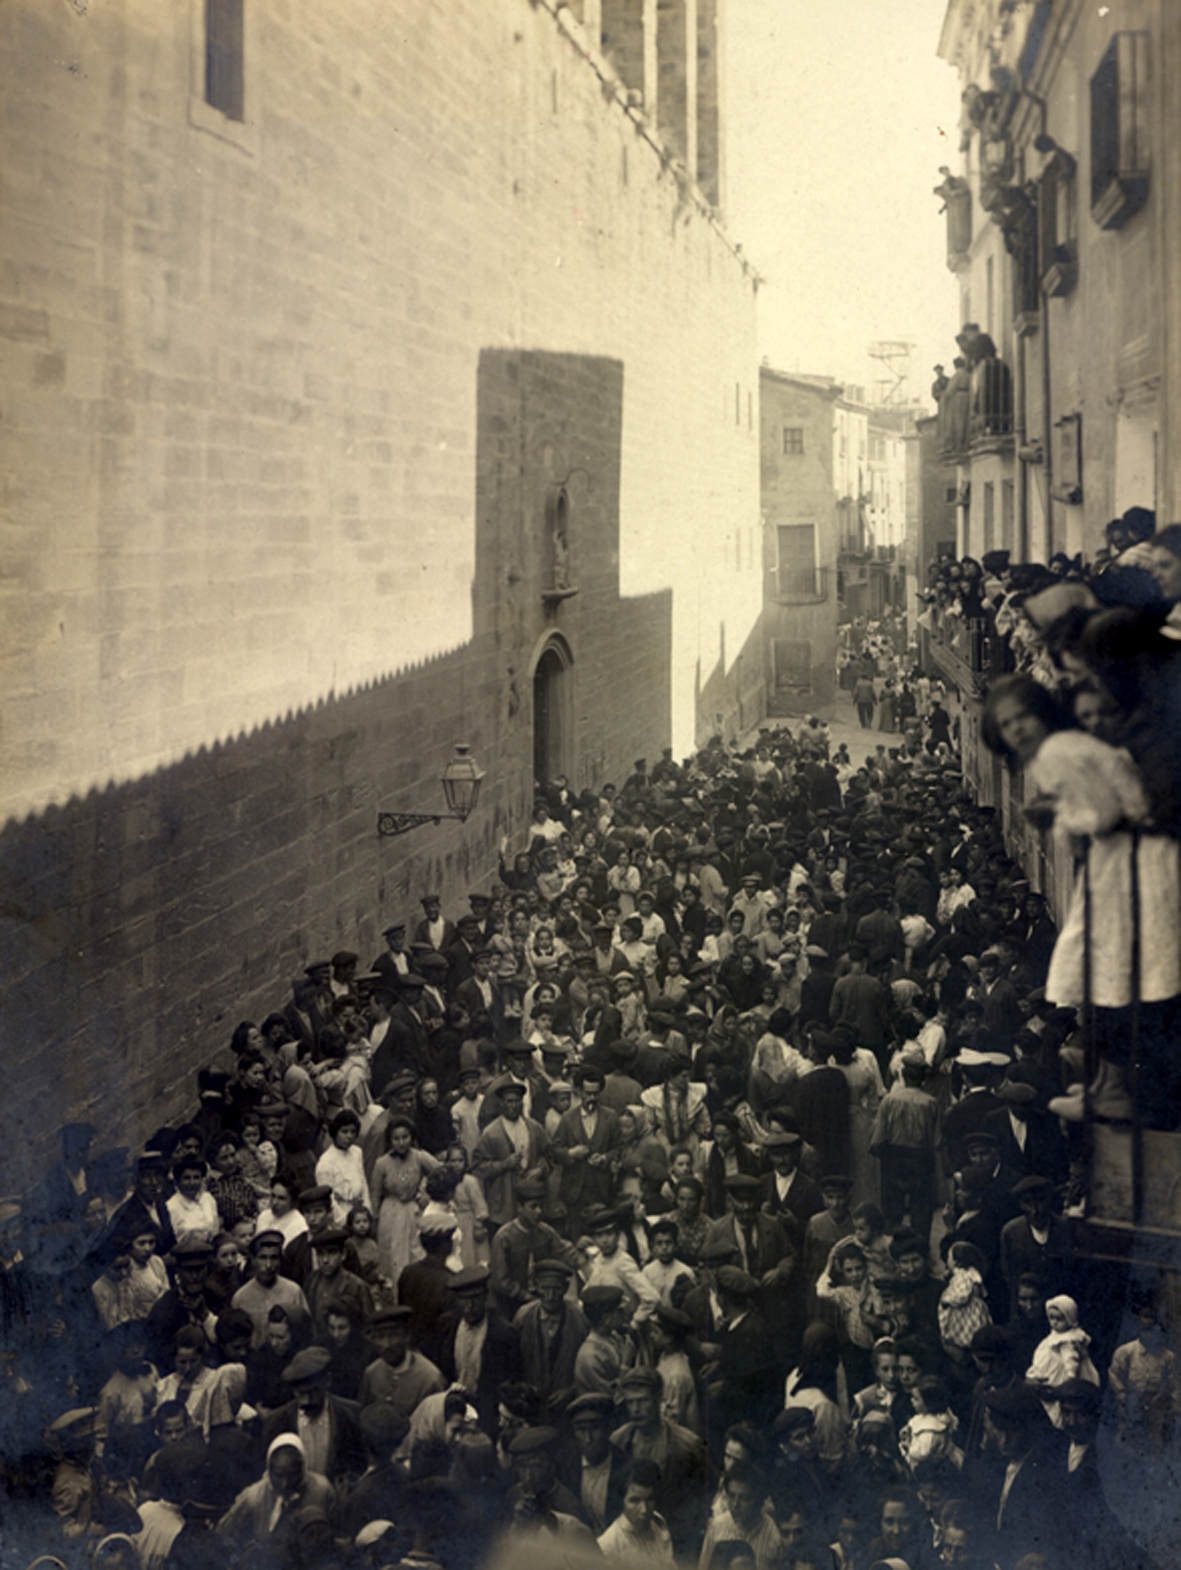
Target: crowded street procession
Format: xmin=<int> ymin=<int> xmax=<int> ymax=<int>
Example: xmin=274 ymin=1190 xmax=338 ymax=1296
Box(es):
xmin=3 ymin=537 xmax=1181 ymax=1570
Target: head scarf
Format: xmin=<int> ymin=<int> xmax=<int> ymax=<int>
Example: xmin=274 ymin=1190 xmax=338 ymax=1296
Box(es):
xmin=206 ymin=1361 xmax=247 ymax=1430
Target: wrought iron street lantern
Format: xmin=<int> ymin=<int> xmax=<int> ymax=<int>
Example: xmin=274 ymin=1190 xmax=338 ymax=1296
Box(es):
xmin=377 ymin=743 xmax=486 ymax=838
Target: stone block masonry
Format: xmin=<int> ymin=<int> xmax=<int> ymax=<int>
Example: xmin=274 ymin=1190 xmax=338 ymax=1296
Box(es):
xmin=0 ymin=0 xmax=759 ymax=1175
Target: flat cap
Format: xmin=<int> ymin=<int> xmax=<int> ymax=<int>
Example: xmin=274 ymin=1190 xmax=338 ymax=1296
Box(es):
xmin=368 ymin=1305 xmax=413 ymax=1327
xmin=532 ymin=1258 xmax=575 ymax=1282
xmin=619 ymin=1366 xmax=663 ymax=1392
xmin=723 ymin=1174 xmax=763 ymax=1195
xmin=250 ymin=1229 xmax=286 ymax=1253
xmin=508 ymin=1426 xmax=559 ymax=1456
xmin=515 ymin=1176 xmax=548 ymax=1201
xmin=282 ymin=1346 xmax=333 ymax=1385
xmin=298 ymin=1184 xmax=334 ymax=1207
xmin=819 ymin=1173 xmax=854 ymax=1191
xmin=382 ymin=921 xmax=406 ymax=936
xmin=773 ymin=1406 xmax=816 ymax=1437
xmin=313 ymin=1227 xmax=350 ymax=1249
xmin=715 ymin=1266 xmax=757 ymax=1297
xmin=763 ymin=1131 xmax=802 ymax=1151
xmin=1011 ymin=1174 xmax=1055 ymax=1197
xmin=448 ymin=1266 xmax=491 ymax=1294
xmin=359 ymin=1405 xmax=411 ymax=1447
xmin=567 ymin=1393 xmax=616 ymax=1421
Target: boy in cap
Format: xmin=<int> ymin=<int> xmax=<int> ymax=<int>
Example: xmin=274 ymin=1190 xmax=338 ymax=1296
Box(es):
xmin=231 ymin=1230 xmax=311 ymax=1348
xmin=488 ymin=1175 xmax=578 ymax=1318
xmin=305 ymin=1226 xmax=373 ymax=1337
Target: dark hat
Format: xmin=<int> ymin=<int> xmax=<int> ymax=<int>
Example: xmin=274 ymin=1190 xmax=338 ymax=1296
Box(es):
xmin=197 ymin=1069 xmax=231 ymax=1095
xmin=282 ymin=1346 xmax=333 ymax=1386
xmin=1011 ymin=1174 xmax=1055 ymax=1197
xmin=608 ymin=1038 xmax=638 ymax=1063
xmin=331 ymin=951 xmax=358 ymax=968
xmin=419 ymin=952 xmax=449 ymax=973
xmin=468 ymin=892 xmax=492 ymax=906
xmin=360 ymin=1404 xmax=412 ymax=1447
xmin=515 ymin=1176 xmax=548 ymax=1202
xmin=421 ymin=894 xmax=441 ymax=906
xmin=499 ymin=1078 xmax=529 ymax=1097
xmin=984 ymin=1382 xmax=1045 ymax=1424
xmin=251 ymin=1229 xmax=286 ymax=1253
xmin=382 ymin=921 xmax=406 ymax=937
xmin=716 ymin=1266 xmax=757 ymax=1297
xmin=397 ymin=972 xmax=427 ymax=990
xmin=448 ymin=1266 xmax=491 ymax=1295
xmin=456 ymin=913 xmax=482 ymax=930
xmin=574 ymin=1064 xmax=605 ymax=1086
xmin=305 ymin=959 xmax=332 ymax=977
xmin=700 ymin=1236 xmax=740 ymax=1265
xmin=583 ymin=1203 xmax=623 ymax=1231
xmin=997 ymin=1081 xmax=1037 ymax=1105
xmin=298 ymin=1184 xmax=334 ymax=1209
xmin=368 ymin=1305 xmax=413 ymax=1328
xmin=1054 ymin=1378 xmax=1101 ymax=1409
xmin=619 ymin=1366 xmax=663 ymax=1392
xmin=532 ymin=1257 xmax=575 ymax=1282
xmin=581 ymin=1285 xmax=624 ymax=1313
xmin=539 ymin=1039 xmax=572 ymax=1058
xmin=135 ymin=1151 xmax=169 ymax=1173
xmin=763 ymin=1131 xmax=802 ymax=1152
xmin=773 ymin=1406 xmax=816 ymax=1437
xmin=724 ymin=1174 xmax=763 ymax=1195
xmin=647 ymin=998 xmax=678 ymax=1018
xmin=567 ymin=1392 xmax=616 ymax=1422
xmin=172 ymin=1241 xmax=213 ymax=1267
xmin=652 ymin=1304 xmax=693 ymax=1334
xmin=963 ymin=1128 xmax=1000 ymax=1147
xmin=508 ymin=1426 xmax=559 ymax=1456
xmin=313 ymin=1227 xmax=350 ymax=1249
xmin=381 ymin=1071 xmax=420 ymax=1099
xmin=819 ymin=1173 xmax=854 ymax=1191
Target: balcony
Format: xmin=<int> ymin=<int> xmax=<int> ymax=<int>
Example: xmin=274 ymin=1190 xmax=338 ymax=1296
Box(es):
xmin=772 ymin=565 xmax=830 ymax=604
xmin=922 ymin=602 xmax=1014 ymax=697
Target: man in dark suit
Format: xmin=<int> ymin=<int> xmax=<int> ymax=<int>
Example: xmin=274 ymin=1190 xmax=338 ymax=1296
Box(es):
xmin=370 ymin=920 xmax=411 ymax=988
xmin=707 ymin=1266 xmax=780 ymax=1451
xmin=32 ymin=1122 xmax=96 ymax=1236
xmin=413 ymin=894 xmax=456 ymax=954
xmin=982 ymin=1382 xmax=1065 ymax=1568
xmin=758 ymin=1131 xmax=824 ymax=1236
xmin=939 ymin=1051 xmax=1008 ymax=1175
xmin=262 ymin=1345 xmax=366 ymax=1486
xmin=371 ymin=973 xmax=430 ymax=1088
xmin=610 ymin=1366 xmax=709 ymax=1555
xmin=439 ymin=1266 xmax=520 ymax=1440
xmin=998 ymin=1175 xmax=1075 ymax=1318
xmin=109 ymin=1152 xmax=176 ymax=1256
xmin=706 ymin=1174 xmax=805 ymax=1370
xmin=986 ymin=1082 xmax=1068 ymax=1183
xmin=549 ymin=1066 xmax=622 ymax=1238
xmin=513 ymin=1258 xmax=588 ymax=1408
xmin=454 ymin=948 xmax=497 ymax=1029
xmin=556 ymin=1392 xmax=629 ymax=1536
xmin=444 ymin=915 xmax=483 ymax=996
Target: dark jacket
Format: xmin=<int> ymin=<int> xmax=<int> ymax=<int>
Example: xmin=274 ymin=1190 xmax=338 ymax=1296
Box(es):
xmin=439 ymin=1309 xmax=521 ymax=1438
xmin=262 ymin=1393 xmax=366 ymax=1482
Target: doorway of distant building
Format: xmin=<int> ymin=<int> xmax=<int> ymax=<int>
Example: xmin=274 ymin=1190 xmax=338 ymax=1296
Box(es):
xmin=532 ymin=634 xmax=575 ymax=790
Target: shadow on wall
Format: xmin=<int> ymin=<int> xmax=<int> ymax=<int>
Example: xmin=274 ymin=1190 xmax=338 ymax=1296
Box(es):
xmin=0 ymin=348 xmax=673 ymax=1190
xmin=696 ymin=612 xmax=767 ymax=747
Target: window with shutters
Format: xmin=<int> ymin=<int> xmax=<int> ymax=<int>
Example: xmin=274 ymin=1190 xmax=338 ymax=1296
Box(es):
xmin=188 ymin=0 xmax=257 ymax=152
xmin=1090 ymin=32 xmax=1150 ymax=230
xmin=1039 ymin=149 xmax=1078 ymax=296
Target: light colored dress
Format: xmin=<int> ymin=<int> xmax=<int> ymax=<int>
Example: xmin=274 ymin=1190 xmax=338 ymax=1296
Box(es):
xmin=372 ymin=1148 xmax=440 ymax=1285
xmin=1029 ymin=731 xmax=1181 ymax=1007
xmin=451 ymin=1172 xmax=490 ymax=1269
xmin=835 ymin=1051 xmax=884 ymax=1208
xmin=315 ymin=1143 xmax=372 ymax=1228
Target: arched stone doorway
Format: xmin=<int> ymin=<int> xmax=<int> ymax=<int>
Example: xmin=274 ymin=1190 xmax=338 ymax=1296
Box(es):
xmin=531 ymin=633 xmax=574 ymax=790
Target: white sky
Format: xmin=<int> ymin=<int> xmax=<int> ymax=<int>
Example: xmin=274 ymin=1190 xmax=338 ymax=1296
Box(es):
xmin=724 ymin=0 xmax=963 ymax=409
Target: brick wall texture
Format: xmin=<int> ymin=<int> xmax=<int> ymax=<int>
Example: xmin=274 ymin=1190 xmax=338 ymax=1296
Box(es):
xmin=0 ymin=1 xmax=761 ymax=1177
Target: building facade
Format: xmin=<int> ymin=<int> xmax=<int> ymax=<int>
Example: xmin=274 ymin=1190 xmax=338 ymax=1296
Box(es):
xmin=0 ymin=0 xmax=762 ymax=1178
xmin=928 ymin=0 xmax=1181 ymax=834
xmin=759 ymin=368 xmax=842 ymax=713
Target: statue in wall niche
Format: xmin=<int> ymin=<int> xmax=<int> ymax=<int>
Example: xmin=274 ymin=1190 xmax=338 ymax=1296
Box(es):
xmin=545 ymin=484 xmax=572 ymax=592
xmin=933 ymin=167 xmax=968 ymax=210
xmin=939 ymin=356 xmax=972 ymax=456
xmin=931 ymin=364 xmax=949 ymax=402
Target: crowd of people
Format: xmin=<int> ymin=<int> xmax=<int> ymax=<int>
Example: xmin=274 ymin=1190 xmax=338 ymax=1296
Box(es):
xmin=4 ymin=517 xmax=1181 ymax=1570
